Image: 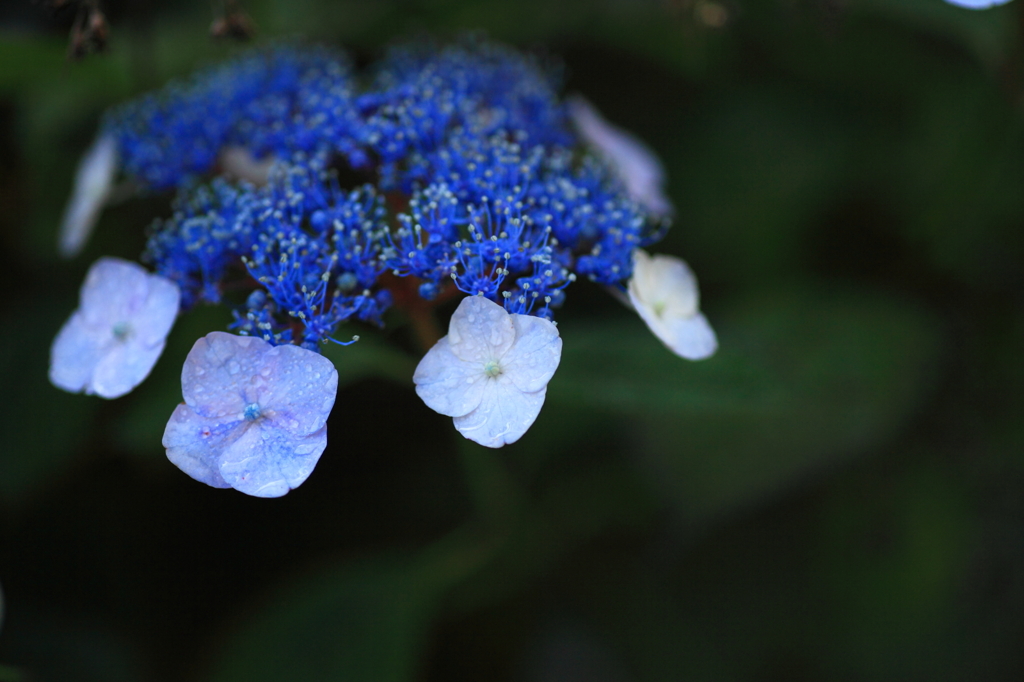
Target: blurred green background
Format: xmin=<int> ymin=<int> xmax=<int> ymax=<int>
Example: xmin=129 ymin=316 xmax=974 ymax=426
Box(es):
xmin=2 ymin=0 xmax=1024 ymax=679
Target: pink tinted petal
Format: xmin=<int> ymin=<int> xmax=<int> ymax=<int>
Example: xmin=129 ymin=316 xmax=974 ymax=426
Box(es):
xmin=503 ymin=314 xmax=562 ymax=393
xmin=218 ymin=423 xmax=328 ymax=498
xmin=181 ymin=332 xmax=266 ymax=418
xmin=453 ymin=379 xmax=548 ymax=448
xmin=413 ymin=337 xmax=488 ymax=417
xmin=257 ymin=344 xmax=339 ymax=436
xmin=446 ymin=296 xmax=515 ymax=363
xmin=162 ymin=403 xmax=236 ymax=489
xmin=79 ymin=258 xmax=149 ymax=327
xmin=90 ymin=338 xmax=167 ymax=399
xmin=49 ymin=312 xmax=108 ymax=393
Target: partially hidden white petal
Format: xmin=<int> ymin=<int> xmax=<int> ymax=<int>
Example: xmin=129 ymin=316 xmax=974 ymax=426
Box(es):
xmin=413 ymin=336 xmax=488 ymax=417
xmin=58 ymin=134 xmax=118 ymax=258
xmin=219 ymin=146 xmax=275 ymax=186
xmin=453 ymin=379 xmax=548 ymax=448
xmin=567 ymin=95 xmax=673 ymax=217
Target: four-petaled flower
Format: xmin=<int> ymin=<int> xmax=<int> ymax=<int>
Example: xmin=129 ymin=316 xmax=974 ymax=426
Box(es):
xmin=567 ymin=95 xmax=673 ymax=217
xmin=58 ymin=135 xmax=118 ymax=258
xmin=414 ymin=296 xmax=562 ymax=448
xmin=628 ymin=249 xmax=717 ymax=360
xmin=50 ymin=257 xmax=180 ymax=398
xmin=163 ymin=332 xmax=339 ymax=497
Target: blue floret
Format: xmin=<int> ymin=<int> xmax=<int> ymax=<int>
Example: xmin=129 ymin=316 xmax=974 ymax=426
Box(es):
xmin=104 ymin=45 xmax=360 ymax=191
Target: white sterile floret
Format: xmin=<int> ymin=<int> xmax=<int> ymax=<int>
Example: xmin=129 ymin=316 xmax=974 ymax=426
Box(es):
xmin=567 ymin=94 xmax=673 ymax=217
xmin=628 ymin=249 xmax=717 ymax=360
xmin=50 ymin=257 xmax=181 ymax=398
xmin=58 ymin=134 xmax=118 ymax=258
xmin=163 ymin=332 xmax=339 ymax=497
xmin=943 ymin=0 xmax=1013 ymax=8
xmin=414 ymin=296 xmax=562 ymax=448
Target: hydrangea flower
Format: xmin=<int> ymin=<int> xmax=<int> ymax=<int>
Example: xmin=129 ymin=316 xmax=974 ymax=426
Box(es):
xmin=52 ymin=38 xmax=718 ymax=487
xmin=627 ymin=249 xmax=717 ymax=360
xmin=414 ymin=295 xmax=562 ymax=448
xmin=163 ymin=331 xmax=339 ymax=497
xmin=58 ymin=134 xmax=118 ymax=258
xmin=567 ymin=95 xmax=673 ymax=217
xmin=50 ymin=257 xmax=180 ymax=398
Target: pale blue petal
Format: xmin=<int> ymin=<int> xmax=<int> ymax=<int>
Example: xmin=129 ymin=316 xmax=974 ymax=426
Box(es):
xmin=258 ymin=343 xmax=339 ymax=435
xmin=218 ymin=422 xmax=328 ymax=498
xmin=414 ymin=336 xmax=488 ymax=417
xmin=131 ymin=274 xmax=181 ymax=347
xmin=944 ymin=0 xmax=1013 ymax=8
xmin=162 ymin=403 xmax=236 ymax=489
xmin=49 ymin=311 xmax=108 ymax=393
xmin=181 ymin=332 xmax=338 ymax=434
xmin=453 ymin=378 xmax=548 ymax=448
xmin=503 ymin=314 xmax=562 ymax=393
xmin=446 ymin=296 xmax=515 ymax=363
xmin=90 ymin=338 xmax=168 ymax=399
xmin=181 ymin=332 xmax=267 ymax=419
xmin=80 ymin=258 xmax=150 ymax=328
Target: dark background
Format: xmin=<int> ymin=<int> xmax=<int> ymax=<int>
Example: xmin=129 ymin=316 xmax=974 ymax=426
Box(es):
xmin=1 ymin=0 xmax=1024 ymax=680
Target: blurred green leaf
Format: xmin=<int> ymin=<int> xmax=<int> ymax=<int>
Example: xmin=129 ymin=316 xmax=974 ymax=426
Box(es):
xmin=887 ymin=73 xmax=1024 ymax=289
xmin=207 ymin=535 xmax=490 ymax=682
xmin=814 ymin=464 xmax=974 ymax=678
xmin=0 ymin=297 xmax=99 ymax=505
xmin=668 ymin=85 xmax=858 ymax=284
xmin=551 ymin=287 xmax=942 ymax=519
xmin=852 ymin=0 xmax=1019 ymax=69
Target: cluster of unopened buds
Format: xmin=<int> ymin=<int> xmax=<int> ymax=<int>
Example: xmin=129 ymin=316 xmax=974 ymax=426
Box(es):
xmin=50 ymin=39 xmax=717 ymax=497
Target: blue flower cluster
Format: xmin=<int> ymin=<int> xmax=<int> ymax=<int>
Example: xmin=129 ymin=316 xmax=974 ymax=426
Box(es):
xmin=105 ymin=46 xmax=362 ymax=190
xmin=122 ymin=38 xmax=667 ymax=350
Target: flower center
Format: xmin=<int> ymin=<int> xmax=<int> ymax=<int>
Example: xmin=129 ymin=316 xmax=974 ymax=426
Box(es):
xmin=652 ymin=300 xmax=667 ymax=318
xmin=112 ymin=321 xmax=131 ymax=341
xmin=243 ymin=402 xmax=262 ymax=422
xmin=483 ymin=360 xmax=503 ymax=378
